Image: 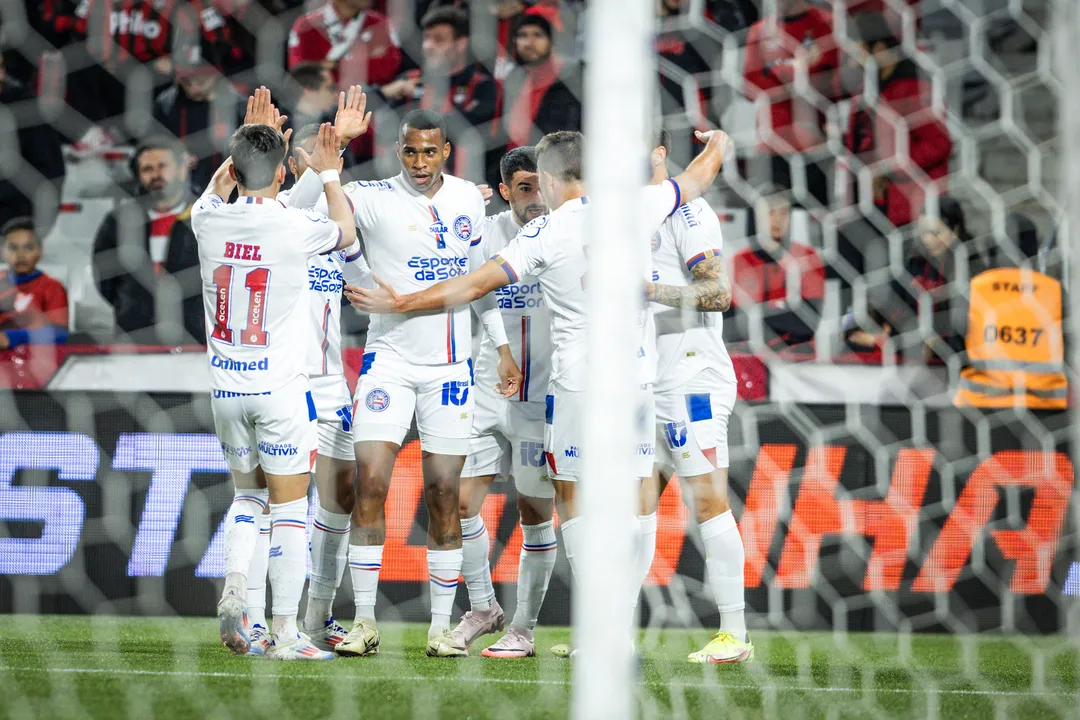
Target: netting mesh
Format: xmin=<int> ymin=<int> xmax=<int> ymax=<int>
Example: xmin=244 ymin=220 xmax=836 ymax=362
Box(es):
xmin=0 ymin=0 xmax=1078 ymax=717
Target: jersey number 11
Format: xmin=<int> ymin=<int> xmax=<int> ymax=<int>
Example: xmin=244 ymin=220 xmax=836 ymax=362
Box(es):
xmin=211 ymin=265 xmax=271 ymax=347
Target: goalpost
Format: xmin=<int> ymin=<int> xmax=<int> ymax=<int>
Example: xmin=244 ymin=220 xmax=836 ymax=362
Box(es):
xmin=578 ymin=0 xmax=655 ymax=717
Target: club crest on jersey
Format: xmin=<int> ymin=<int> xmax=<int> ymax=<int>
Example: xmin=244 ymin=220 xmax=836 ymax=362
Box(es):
xmin=453 ymin=215 xmax=473 ymax=241
xmin=652 ymin=232 xmax=662 ymax=253
xmin=365 ymin=388 xmax=390 ymax=412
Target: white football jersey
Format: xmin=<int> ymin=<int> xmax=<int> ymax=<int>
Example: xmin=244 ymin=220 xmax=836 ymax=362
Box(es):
xmin=279 ymin=184 xmax=372 ymax=378
xmin=191 ymin=193 xmax=343 ymax=392
xmin=495 ymin=179 xmax=680 ymax=392
xmin=473 ymin=211 xmax=553 ymax=403
xmin=292 ymin=171 xmax=486 ymax=365
xmin=650 ymin=197 xmax=736 ymax=394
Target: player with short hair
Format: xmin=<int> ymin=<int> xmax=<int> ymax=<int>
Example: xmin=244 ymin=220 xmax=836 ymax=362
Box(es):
xmin=643 ymin=129 xmax=751 ymax=664
xmin=193 ymin=101 xmax=358 ymax=660
xmin=286 ymin=108 xmax=520 ymax=658
xmin=346 ymin=128 xmax=733 ymax=653
xmin=242 ymin=87 xmax=377 ymax=655
xmin=444 ymin=147 xmax=557 ymax=658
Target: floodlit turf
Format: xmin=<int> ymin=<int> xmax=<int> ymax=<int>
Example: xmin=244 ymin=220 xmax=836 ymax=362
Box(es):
xmin=0 ymin=617 xmax=1078 ymax=719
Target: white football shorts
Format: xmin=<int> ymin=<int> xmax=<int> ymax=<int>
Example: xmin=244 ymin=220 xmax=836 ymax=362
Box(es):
xmin=310 ymin=373 xmax=355 ymax=461
xmin=352 ymin=348 xmax=474 ymax=455
xmin=544 ymin=385 xmax=655 ymax=482
xmin=654 ymin=369 xmax=737 ymax=477
xmin=461 ymin=388 xmax=552 ymax=499
xmin=212 ymin=374 xmax=317 ymax=476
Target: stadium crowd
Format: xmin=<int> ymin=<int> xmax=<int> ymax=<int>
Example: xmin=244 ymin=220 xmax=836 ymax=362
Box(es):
xmin=0 ymin=0 xmax=1066 ymax=407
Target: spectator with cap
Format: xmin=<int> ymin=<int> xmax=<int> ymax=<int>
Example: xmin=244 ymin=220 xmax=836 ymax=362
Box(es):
xmin=728 ymin=192 xmax=825 ymax=352
xmin=0 ymin=55 xmax=65 ymax=229
xmin=152 ymin=48 xmax=245 ymax=193
xmin=743 ymin=0 xmax=839 ymax=209
xmin=91 ymin=137 xmax=204 ymax=344
xmin=953 ymin=212 xmax=1067 ymax=409
xmin=500 ymin=12 xmax=582 ymax=152
xmin=844 ymin=13 xmax=951 ymax=230
xmin=0 ymin=218 xmax=68 ymax=351
xmin=381 ymin=7 xmax=498 ymax=179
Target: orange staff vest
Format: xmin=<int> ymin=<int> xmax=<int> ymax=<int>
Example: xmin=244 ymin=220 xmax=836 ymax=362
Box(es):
xmin=954 ymin=267 xmax=1067 ymax=409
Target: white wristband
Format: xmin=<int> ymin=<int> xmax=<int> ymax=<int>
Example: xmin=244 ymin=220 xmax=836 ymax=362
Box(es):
xmin=319 ymin=169 xmax=341 ymax=185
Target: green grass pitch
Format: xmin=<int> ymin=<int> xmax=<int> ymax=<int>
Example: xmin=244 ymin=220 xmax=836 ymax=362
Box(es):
xmin=0 ymin=616 xmax=1077 ymax=719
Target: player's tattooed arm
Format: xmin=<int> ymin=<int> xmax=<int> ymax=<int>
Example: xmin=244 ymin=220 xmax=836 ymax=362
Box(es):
xmin=647 ymin=255 xmax=731 ymax=312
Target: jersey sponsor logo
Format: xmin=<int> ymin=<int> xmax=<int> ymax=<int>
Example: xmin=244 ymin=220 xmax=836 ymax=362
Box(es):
xmin=664 ymin=421 xmax=688 ymax=449
xmin=453 ymin=215 xmax=473 ymax=241
xmin=519 ymin=441 xmax=546 ymax=468
xmin=637 ymin=443 xmax=656 ymax=456
xmin=101 ymin=10 xmax=162 ymax=40
xmin=210 ymin=355 xmax=269 ymax=372
xmin=495 ymin=280 xmax=544 ymax=309
xmin=351 ymin=180 xmax=393 ymax=191
xmin=336 ymin=405 xmax=353 ymax=432
xmin=564 ymin=446 xmax=580 ymax=458
xmin=677 ymin=204 xmax=699 ymax=229
xmin=219 ymin=441 xmax=251 ymax=458
xmin=408 ymin=256 xmax=468 ymax=281
xmin=441 ymin=381 xmax=470 ymax=407
xmin=365 ymin=388 xmax=390 ymax=412
xmin=652 ymin=232 xmax=662 ymax=253
xmin=257 ymin=440 xmax=298 ymax=456
xmin=309 ymin=265 xmax=344 ymax=293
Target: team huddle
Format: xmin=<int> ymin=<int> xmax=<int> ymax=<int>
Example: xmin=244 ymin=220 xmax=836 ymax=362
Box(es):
xmin=193 ymin=85 xmax=751 ymax=664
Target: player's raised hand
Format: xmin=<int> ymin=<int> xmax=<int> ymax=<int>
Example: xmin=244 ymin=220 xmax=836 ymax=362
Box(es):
xmin=495 ymin=346 xmax=523 ymax=399
xmin=344 ymin=275 xmax=403 ymax=314
xmin=694 ymin=128 xmax=734 ymax=165
xmin=244 ymin=86 xmax=288 ymax=132
xmin=334 ymin=85 xmax=372 ymax=146
xmin=210 ymin=157 xmax=237 ymax=198
xmin=477 ymin=184 xmax=494 ymax=205
xmin=296 ymin=122 xmax=342 ymax=174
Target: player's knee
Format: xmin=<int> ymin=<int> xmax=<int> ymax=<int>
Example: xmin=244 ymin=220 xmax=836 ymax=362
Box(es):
xmin=425 ymin=475 xmax=459 ymax=512
xmin=334 ymin=481 xmax=357 ymax=513
xmin=517 ymin=495 xmax=553 ymax=525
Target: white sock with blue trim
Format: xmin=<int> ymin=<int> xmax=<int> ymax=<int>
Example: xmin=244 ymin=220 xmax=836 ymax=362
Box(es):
xmin=305 ymin=506 xmax=351 ymax=629
xmin=246 ymin=509 xmax=271 ymax=628
xmin=268 ymin=497 xmax=309 ymax=642
xmin=348 ymin=544 xmax=383 ymax=622
xmin=223 ymin=488 xmax=269 ymax=598
xmin=460 ymin=514 xmax=495 ymax=611
xmin=427 ymin=548 xmax=463 ymax=635
xmin=511 ymin=520 xmax=557 ymax=633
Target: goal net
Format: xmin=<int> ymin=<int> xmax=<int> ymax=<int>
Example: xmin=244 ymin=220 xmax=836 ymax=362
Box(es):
xmin=0 ymin=0 xmax=1077 ymax=717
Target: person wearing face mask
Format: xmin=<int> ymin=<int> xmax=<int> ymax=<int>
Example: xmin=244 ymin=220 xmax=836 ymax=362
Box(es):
xmin=91 ymin=137 xmax=205 ymax=344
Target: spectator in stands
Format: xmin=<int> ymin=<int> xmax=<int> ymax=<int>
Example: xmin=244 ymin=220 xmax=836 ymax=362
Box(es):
xmin=865 ymin=196 xmax=976 ymax=363
xmin=382 ymin=8 xmax=498 ymax=180
xmin=152 ymin=52 xmax=245 ymax=193
xmin=92 ymin=138 xmax=204 ymax=344
xmin=844 ymin=13 xmax=951 ymax=230
xmin=286 ymin=63 xmax=341 ymax=131
xmin=501 ymin=13 xmax=582 ymax=152
xmin=0 ymin=218 xmax=68 ymax=351
xmin=288 ymin=0 xmax=403 ymax=91
xmin=953 ymin=212 xmax=1067 ymax=409
xmin=493 ymin=2 xmax=564 ymax=79
xmin=743 ymin=0 xmax=839 ymax=208
xmin=656 ymin=0 xmax=721 ymax=131
xmin=0 ymin=55 xmax=65 ymax=229
xmin=728 ymin=192 xmax=825 ymax=351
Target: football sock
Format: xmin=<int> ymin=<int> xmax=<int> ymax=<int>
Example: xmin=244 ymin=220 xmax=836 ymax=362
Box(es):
xmin=636 ymin=512 xmax=658 ymax=594
xmin=268 ymin=497 xmax=308 ymax=642
xmin=700 ymin=510 xmax=747 ymax=642
xmin=246 ymin=509 xmax=271 ymax=628
xmin=348 ymin=544 xmax=383 ymax=622
xmin=306 ymin=507 xmax=351 ymax=628
xmin=460 ymin=514 xmax=496 ymax=611
xmin=511 ymin=520 xmax=557 ymax=632
xmin=428 ymin=548 xmax=463 ymax=634
xmin=223 ymin=488 xmax=268 ymax=597
xmin=560 ymin=517 xmax=582 ymax=580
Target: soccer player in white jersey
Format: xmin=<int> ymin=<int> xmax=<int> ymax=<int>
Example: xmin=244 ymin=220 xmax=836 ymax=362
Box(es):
xmin=241 ymin=89 xmax=376 ymax=655
xmin=287 ymin=108 xmax=520 ymax=658
xmin=192 ymin=117 xmax=358 ymax=660
xmin=643 ymin=128 xmax=750 ymax=664
xmin=445 ymin=147 xmax=558 ymax=658
xmin=347 ymin=129 xmax=733 ymax=652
